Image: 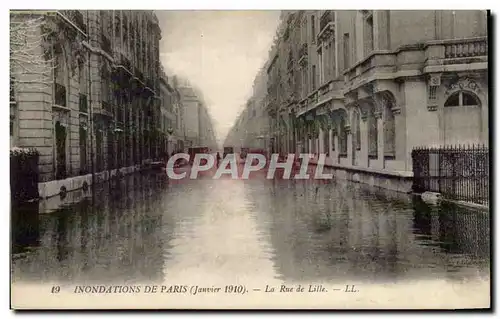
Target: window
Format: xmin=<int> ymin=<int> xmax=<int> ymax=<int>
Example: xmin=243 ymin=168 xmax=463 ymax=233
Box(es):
xmin=78 ymin=62 xmax=88 ymax=113
xmin=330 ymin=38 xmax=336 ymax=79
xmin=53 ymin=47 xmax=67 ymax=107
xmin=383 ymin=101 xmax=395 ymax=158
xmin=343 ymin=33 xmax=350 ymax=70
xmin=311 ymin=15 xmax=316 ymax=42
xmin=318 ymin=48 xmax=324 ymax=84
xmin=100 ymin=58 xmax=111 ymax=105
xmin=368 ymin=108 xmax=378 ymax=158
xmin=443 ymin=90 xmax=482 ymax=145
xmin=323 ymin=128 xmax=330 ymax=156
xmin=79 ymin=122 xmax=87 ymax=174
xmin=301 ymin=66 xmax=308 ymax=98
xmin=444 ymin=91 xmax=481 ymax=107
xmin=339 ymin=117 xmax=347 ymax=156
xmin=311 ymin=65 xmax=316 ymax=91
xmin=363 ymin=13 xmax=374 ymax=56
xmin=301 ymin=18 xmax=307 ymax=44
xmin=354 ymin=109 xmax=361 ymax=150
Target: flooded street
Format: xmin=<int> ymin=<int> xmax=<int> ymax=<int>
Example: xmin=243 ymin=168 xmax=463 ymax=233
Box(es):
xmin=11 ymin=169 xmax=490 ymax=289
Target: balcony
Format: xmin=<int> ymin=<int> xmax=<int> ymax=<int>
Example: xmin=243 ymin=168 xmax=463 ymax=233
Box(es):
xmin=72 ymin=11 xmax=87 ymax=34
xmin=79 ymin=93 xmax=88 ymax=113
xmin=101 ymin=34 xmax=112 ymax=55
xmin=134 ymin=67 xmax=144 ymax=82
xmin=318 ymin=11 xmax=335 ymax=43
xmin=298 ymin=43 xmax=308 ymax=65
xmin=54 ymin=83 xmax=66 ymax=107
xmin=424 ymin=36 xmax=488 ymax=72
xmin=444 ymin=37 xmax=488 ymax=60
xmin=58 ymin=10 xmax=87 ymax=35
xmin=343 ymin=37 xmax=488 ymax=94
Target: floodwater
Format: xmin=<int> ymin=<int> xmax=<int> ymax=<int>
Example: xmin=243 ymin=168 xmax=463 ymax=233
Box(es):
xmin=11 ymin=168 xmax=490 ymax=292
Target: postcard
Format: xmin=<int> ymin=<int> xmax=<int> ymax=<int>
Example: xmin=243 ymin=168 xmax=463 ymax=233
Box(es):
xmin=9 ymin=9 xmax=491 ymax=310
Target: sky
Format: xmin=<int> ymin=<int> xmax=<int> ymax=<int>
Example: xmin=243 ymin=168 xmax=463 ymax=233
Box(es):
xmin=156 ymin=10 xmax=281 ymax=143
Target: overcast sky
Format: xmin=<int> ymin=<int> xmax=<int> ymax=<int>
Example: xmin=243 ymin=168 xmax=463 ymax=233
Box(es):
xmin=156 ymin=10 xmax=281 ymax=143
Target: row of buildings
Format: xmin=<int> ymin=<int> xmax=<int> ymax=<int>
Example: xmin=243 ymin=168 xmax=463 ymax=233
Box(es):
xmin=158 ymin=69 xmax=217 ymax=158
xmin=10 ymin=10 xmax=217 ymax=188
xmin=224 ymin=67 xmax=269 ymax=150
xmin=228 ymin=10 xmax=488 ymax=191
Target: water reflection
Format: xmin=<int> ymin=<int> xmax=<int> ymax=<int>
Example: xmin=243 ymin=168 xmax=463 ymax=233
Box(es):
xmin=11 ymin=173 xmax=171 ymax=284
xmin=11 ymin=171 xmax=489 ymax=286
xmin=244 ymin=179 xmax=489 ymax=284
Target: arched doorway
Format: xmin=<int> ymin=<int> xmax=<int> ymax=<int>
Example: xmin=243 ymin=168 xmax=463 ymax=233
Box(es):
xmin=443 ymin=90 xmax=482 ymax=145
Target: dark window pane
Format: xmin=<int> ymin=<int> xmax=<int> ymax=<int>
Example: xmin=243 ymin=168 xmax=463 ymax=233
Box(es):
xmin=462 ymin=92 xmax=479 ymax=106
xmin=444 ymin=92 xmax=460 ymax=107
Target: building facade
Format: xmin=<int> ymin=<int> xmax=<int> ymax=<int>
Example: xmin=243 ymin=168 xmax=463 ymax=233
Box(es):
xmin=224 ymin=67 xmax=270 ymax=151
xmin=176 ymin=79 xmax=217 ymax=150
xmin=264 ymin=10 xmax=488 ymax=191
xmin=160 ymin=68 xmax=184 ymax=155
xmin=10 ymin=10 xmax=162 ymax=183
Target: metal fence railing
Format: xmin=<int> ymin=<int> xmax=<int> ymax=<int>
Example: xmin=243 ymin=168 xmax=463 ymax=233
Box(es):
xmin=411 ymin=144 xmax=489 ymax=207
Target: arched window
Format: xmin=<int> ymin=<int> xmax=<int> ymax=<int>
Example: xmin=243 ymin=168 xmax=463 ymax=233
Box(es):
xmin=53 ymin=45 xmax=67 ymax=107
xmin=339 ymin=117 xmax=347 ymax=157
xmin=55 ymin=120 xmax=67 ymax=179
xmin=353 ymin=109 xmax=361 ymax=150
xmin=368 ymin=107 xmax=378 ymax=158
xmin=100 ymin=57 xmax=111 ymax=105
xmin=443 ymin=90 xmax=482 ymax=145
xmin=383 ymin=100 xmax=396 ymax=158
xmin=79 ymin=120 xmax=88 ymax=174
xmin=444 ymin=91 xmax=481 ymax=107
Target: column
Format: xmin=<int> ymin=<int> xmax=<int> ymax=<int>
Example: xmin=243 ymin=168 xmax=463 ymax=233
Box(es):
xmin=332 ymin=134 xmax=339 ymax=164
xmin=346 ymin=126 xmax=353 ymax=166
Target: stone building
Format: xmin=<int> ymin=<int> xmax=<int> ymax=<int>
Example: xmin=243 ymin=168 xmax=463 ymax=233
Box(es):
xmin=265 ymin=10 xmax=488 ymax=191
xmin=159 ymin=68 xmax=185 ymax=155
xmin=224 ymin=67 xmax=270 ymax=151
xmin=10 ymin=10 xmax=162 ymax=184
xmin=176 ymin=79 xmax=217 ymax=150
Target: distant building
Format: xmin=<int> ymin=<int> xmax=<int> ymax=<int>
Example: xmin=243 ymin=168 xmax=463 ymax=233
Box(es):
xmin=224 ymin=67 xmax=270 ymax=151
xmin=177 ymin=79 xmax=217 ymax=149
xmin=159 ymin=67 xmax=178 ymax=155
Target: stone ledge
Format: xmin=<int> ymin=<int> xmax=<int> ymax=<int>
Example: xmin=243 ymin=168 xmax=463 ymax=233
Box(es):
xmin=423 ymin=62 xmax=488 ymax=74
xmin=309 ymin=159 xmax=413 ymax=179
xmin=38 ymin=165 xmax=142 ymax=199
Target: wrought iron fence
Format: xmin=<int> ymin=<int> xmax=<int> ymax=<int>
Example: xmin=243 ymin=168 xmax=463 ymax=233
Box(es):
xmin=412 ymin=144 xmax=489 ymax=206
xmin=10 ymin=148 xmax=39 ymax=204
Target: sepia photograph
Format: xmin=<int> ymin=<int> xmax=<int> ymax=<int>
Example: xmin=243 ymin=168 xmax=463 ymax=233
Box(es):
xmin=7 ymin=4 xmax=492 ymax=310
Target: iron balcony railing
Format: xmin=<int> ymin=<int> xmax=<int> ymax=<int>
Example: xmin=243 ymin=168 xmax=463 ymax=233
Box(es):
xmin=412 ymin=144 xmax=489 ymax=207
xmin=299 ymin=43 xmax=308 ymax=60
xmin=72 ymin=10 xmax=87 ymax=34
xmin=320 ymin=11 xmax=334 ymax=33
xmin=101 ymin=34 xmax=112 ymax=55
